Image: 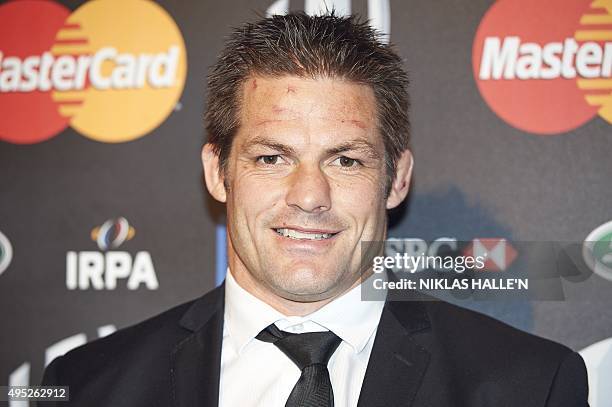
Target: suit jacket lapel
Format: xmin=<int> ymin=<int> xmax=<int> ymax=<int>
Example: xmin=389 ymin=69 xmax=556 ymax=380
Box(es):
xmin=171 ymin=284 xmax=225 ymax=407
xmin=168 ymin=281 xmax=432 ymax=407
xmin=357 ymin=299 xmax=431 ymax=407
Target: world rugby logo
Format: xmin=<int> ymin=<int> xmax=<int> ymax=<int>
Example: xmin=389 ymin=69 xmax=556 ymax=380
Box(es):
xmin=0 ymin=0 xmax=187 ymax=144
xmin=473 ymin=0 xmax=612 ymax=135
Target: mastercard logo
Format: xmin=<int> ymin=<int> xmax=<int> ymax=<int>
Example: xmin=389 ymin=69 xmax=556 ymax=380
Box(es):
xmin=473 ymin=0 xmax=612 ymax=135
xmin=0 ymin=0 xmax=187 ymax=144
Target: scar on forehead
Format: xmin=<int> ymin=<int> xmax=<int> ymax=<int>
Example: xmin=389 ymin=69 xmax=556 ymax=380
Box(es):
xmin=251 ymin=79 xmax=257 ymax=89
xmin=286 ymin=84 xmax=296 ymax=93
xmin=342 ymin=119 xmax=367 ymax=129
xmin=271 ymin=105 xmax=286 ymax=114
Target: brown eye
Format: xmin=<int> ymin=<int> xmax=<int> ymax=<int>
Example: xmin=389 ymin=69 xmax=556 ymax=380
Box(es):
xmin=339 ymin=157 xmax=357 ymax=167
xmin=258 ymin=155 xmax=280 ymax=165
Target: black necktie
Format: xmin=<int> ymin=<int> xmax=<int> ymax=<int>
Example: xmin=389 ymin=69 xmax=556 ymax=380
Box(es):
xmin=256 ymin=324 xmax=342 ymax=407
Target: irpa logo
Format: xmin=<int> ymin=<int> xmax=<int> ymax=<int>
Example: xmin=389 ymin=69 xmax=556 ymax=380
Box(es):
xmin=90 ymin=216 xmax=135 ymax=251
xmin=473 ymin=0 xmax=612 ymax=135
xmin=0 ymin=0 xmax=187 ymax=144
xmin=66 ymin=217 xmax=159 ymax=290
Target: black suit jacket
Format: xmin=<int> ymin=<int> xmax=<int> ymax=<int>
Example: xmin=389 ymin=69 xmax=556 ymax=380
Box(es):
xmin=41 ymin=283 xmax=589 ymax=407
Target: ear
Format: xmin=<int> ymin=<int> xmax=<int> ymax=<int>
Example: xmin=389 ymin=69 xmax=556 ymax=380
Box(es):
xmin=386 ymin=149 xmax=413 ymax=209
xmin=202 ymin=143 xmax=227 ymax=203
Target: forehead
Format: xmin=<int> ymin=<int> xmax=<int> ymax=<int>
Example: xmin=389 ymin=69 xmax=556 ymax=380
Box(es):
xmin=237 ymin=75 xmax=379 ymax=145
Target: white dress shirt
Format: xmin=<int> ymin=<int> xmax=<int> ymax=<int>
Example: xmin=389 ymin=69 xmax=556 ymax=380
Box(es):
xmin=218 ymin=269 xmax=385 ymax=407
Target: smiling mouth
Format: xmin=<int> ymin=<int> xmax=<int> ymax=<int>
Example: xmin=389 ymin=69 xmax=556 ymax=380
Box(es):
xmin=273 ymin=228 xmax=339 ymax=240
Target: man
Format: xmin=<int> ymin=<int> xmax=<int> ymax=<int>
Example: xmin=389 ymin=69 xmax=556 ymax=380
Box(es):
xmin=42 ymin=12 xmax=589 ymax=407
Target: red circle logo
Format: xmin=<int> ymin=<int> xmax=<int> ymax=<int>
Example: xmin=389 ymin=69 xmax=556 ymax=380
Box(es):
xmin=473 ymin=0 xmax=612 ymax=135
xmin=0 ymin=0 xmax=187 ymax=144
xmin=0 ymin=1 xmax=71 ymax=143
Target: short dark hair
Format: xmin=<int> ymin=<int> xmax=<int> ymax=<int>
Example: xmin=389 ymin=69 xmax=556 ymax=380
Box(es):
xmin=205 ymin=12 xmax=410 ymax=192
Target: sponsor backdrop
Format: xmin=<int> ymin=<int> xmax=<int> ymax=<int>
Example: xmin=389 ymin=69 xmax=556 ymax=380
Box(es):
xmin=0 ymin=0 xmax=611 ymax=405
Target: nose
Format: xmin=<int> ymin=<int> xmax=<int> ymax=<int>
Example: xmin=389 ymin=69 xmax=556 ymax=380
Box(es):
xmin=285 ymin=162 xmax=331 ymax=213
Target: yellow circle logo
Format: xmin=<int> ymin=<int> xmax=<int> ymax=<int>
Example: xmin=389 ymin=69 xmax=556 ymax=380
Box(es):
xmin=48 ymin=0 xmax=187 ymax=143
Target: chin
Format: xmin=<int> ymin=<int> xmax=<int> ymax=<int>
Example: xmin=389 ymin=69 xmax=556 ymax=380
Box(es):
xmin=269 ymin=265 xmax=344 ymax=297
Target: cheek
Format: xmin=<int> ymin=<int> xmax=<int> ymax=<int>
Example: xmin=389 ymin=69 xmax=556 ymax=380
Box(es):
xmin=333 ymin=177 xmax=387 ymax=228
xmin=331 ymin=175 xmax=384 ymax=211
xmin=230 ymin=173 xmax=285 ymax=223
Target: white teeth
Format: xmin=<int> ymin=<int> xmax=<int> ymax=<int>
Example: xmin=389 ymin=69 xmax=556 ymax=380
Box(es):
xmin=275 ymin=228 xmax=334 ymax=240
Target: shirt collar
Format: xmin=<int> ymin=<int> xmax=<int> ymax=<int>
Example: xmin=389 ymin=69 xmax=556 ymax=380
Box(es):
xmin=224 ymin=268 xmax=286 ymax=355
xmin=224 ymin=268 xmax=385 ymax=355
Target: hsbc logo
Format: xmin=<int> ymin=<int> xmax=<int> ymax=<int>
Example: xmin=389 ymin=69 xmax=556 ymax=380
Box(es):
xmin=384 ymin=237 xmax=517 ymax=272
xmin=463 ymin=238 xmax=518 ymax=271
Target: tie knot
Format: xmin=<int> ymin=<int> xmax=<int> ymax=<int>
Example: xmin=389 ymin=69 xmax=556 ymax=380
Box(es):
xmin=256 ymin=324 xmax=342 ymax=370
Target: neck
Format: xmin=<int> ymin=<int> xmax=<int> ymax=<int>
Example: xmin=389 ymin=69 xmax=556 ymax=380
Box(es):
xmin=228 ymin=262 xmax=365 ymax=317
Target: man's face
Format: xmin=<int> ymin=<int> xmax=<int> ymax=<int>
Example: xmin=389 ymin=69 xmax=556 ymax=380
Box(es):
xmin=207 ymin=75 xmax=407 ymax=305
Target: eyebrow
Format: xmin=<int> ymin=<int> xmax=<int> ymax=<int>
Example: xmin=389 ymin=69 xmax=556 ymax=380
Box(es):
xmin=242 ymin=136 xmax=297 ymax=156
xmin=241 ymin=136 xmax=382 ymax=160
xmin=326 ymin=140 xmax=382 ymax=160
